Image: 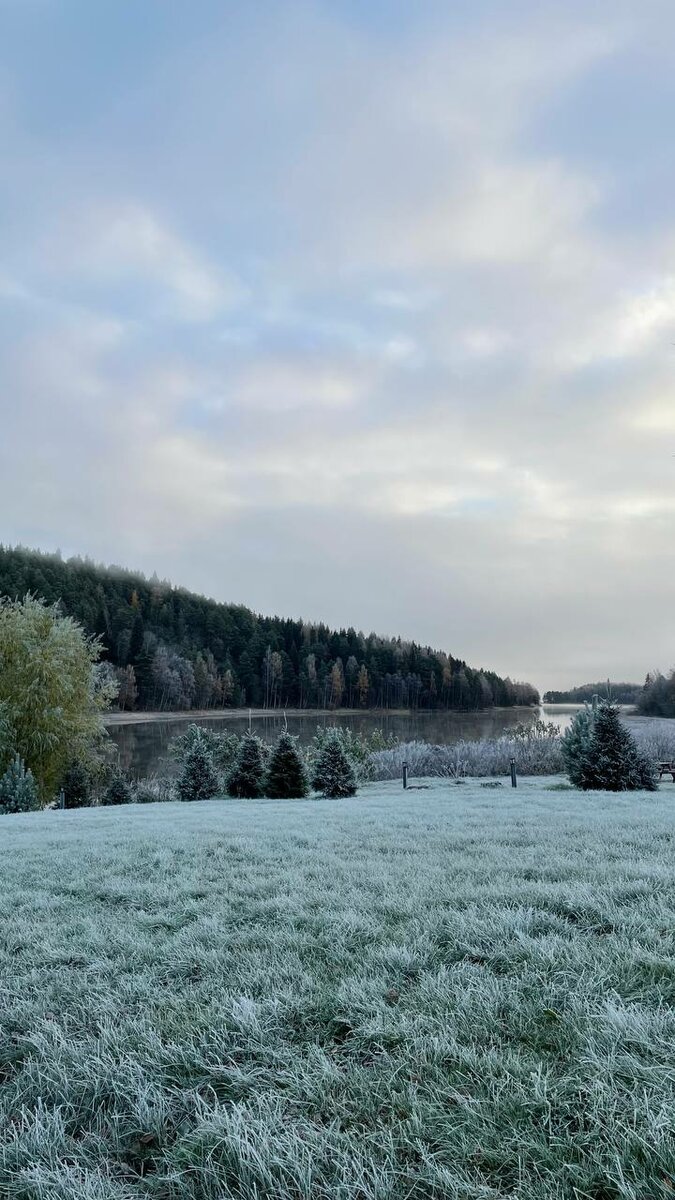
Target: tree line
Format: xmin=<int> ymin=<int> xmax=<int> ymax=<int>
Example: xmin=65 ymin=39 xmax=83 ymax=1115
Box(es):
xmin=543 ymin=681 xmax=641 ymax=705
xmin=0 ymin=546 xmax=539 ymax=714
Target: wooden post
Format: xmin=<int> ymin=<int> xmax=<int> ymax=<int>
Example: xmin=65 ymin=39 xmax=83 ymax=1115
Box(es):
xmin=248 ymin=707 xmax=252 ymax=733
xmin=510 ymin=758 xmax=517 ymax=788
xmin=403 ymin=762 xmax=408 ymax=790
xmin=59 ymin=789 xmax=65 ymax=810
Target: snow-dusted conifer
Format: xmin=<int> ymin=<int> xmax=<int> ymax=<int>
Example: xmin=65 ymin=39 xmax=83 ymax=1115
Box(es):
xmin=177 ymin=742 xmax=220 ymax=802
xmin=227 ymin=734 xmax=265 ymax=798
xmin=102 ymin=771 xmax=133 ymax=806
xmin=265 ymin=732 xmax=308 ymax=798
xmin=579 ymin=704 xmax=656 ymax=792
xmin=0 ymin=755 xmax=40 ymax=814
xmin=312 ymin=734 xmax=357 ymax=798
xmin=61 ymin=760 xmax=92 ymax=808
xmin=561 ymin=706 xmax=594 ymax=787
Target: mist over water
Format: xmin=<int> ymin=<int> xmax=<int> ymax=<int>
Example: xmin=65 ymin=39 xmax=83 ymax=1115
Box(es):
xmin=109 ymin=704 xmax=583 ymax=779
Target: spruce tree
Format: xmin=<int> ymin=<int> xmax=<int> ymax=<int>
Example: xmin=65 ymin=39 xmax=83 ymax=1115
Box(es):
xmin=0 ymin=755 xmax=40 ymax=814
xmin=102 ymin=771 xmax=133 ymax=806
xmin=561 ymin=706 xmax=594 ymax=787
xmin=265 ymin=732 xmax=308 ymax=798
xmin=177 ymin=742 xmax=220 ymax=802
xmin=227 ymin=734 xmax=265 ymax=798
xmin=61 ymin=760 xmax=92 ymax=808
xmin=312 ymin=733 xmax=357 ymax=798
xmin=578 ymin=703 xmax=657 ymax=791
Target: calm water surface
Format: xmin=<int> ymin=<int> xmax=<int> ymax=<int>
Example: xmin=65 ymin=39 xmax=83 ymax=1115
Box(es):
xmin=108 ymin=704 xmax=583 ymax=779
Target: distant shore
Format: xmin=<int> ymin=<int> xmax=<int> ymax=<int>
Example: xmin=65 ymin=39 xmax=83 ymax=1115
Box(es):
xmin=103 ymin=704 xmax=540 ymax=728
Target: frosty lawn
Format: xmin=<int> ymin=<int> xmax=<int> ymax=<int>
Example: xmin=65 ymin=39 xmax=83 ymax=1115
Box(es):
xmin=2 ymin=779 xmax=675 ymax=1199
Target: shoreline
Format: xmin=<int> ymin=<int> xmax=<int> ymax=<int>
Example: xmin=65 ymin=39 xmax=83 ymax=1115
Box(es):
xmin=103 ymin=704 xmax=541 ymax=728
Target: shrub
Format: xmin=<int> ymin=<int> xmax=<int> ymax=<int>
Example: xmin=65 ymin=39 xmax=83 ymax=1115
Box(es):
xmin=369 ymin=727 xmax=564 ymax=781
xmin=169 ymin=724 xmax=241 ymax=773
xmin=0 ymin=754 xmax=40 ymax=814
xmin=177 ymin=742 xmax=220 ymax=802
xmin=312 ymin=734 xmax=357 ymax=798
xmin=102 ymin=772 xmax=133 ymax=806
xmin=60 ymin=760 xmax=92 ymax=808
xmin=627 ymin=719 xmax=675 ymax=763
xmin=577 ymin=703 xmax=657 ymax=792
xmin=227 ymin=735 xmax=266 ymax=799
xmin=134 ymin=775 xmax=176 ymax=804
xmin=265 ymin=732 xmax=308 ymax=799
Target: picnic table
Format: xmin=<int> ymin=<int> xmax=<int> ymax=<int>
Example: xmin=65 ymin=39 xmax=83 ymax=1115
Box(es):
xmin=658 ymin=761 xmax=675 ymax=782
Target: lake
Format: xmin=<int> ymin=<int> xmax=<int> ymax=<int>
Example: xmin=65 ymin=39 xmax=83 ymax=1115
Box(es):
xmin=107 ymin=704 xmax=585 ymax=779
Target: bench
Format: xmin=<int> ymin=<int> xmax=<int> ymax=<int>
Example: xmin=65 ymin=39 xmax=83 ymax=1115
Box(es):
xmin=658 ymin=761 xmax=675 ymax=782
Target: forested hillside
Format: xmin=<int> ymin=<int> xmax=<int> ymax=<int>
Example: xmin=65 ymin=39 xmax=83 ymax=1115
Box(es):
xmin=0 ymin=547 xmax=539 ymax=713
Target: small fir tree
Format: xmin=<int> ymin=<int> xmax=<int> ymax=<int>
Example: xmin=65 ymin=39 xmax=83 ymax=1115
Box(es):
xmin=265 ymin=732 xmax=308 ymax=798
xmin=177 ymin=742 xmax=220 ymax=802
xmin=102 ymin=771 xmax=133 ymax=806
xmin=561 ymin=706 xmax=595 ymax=787
xmin=227 ymin=734 xmax=266 ymax=798
xmin=61 ymin=760 xmax=92 ymax=808
xmin=0 ymin=755 xmax=40 ymax=814
xmin=312 ymin=733 xmax=357 ymax=798
xmin=577 ymin=703 xmax=657 ymax=792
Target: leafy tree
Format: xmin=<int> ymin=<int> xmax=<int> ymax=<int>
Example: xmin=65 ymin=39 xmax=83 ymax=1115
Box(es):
xmin=177 ymin=742 xmax=220 ymax=802
xmin=561 ymin=706 xmax=595 ymax=787
xmin=0 ymin=754 xmax=40 ymax=814
xmin=312 ymin=733 xmax=357 ymax=798
xmin=265 ymin=732 xmax=308 ymax=798
xmin=227 ymin=734 xmax=266 ymax=798
xmin=0 ymin=594 xmax=116 ymax=800
xmin=102 ymin=771 xmax=133 ymax=806
xmin=576 ymin=704 xmax=657 ymax=792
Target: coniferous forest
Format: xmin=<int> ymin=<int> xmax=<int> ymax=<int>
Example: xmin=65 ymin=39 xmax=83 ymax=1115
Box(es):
xmin=0 ymin=546 xmax=539 ymax=713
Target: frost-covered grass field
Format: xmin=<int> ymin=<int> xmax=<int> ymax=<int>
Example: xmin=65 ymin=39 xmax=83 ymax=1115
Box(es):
xmin=2 ymin=779 xmax=675 ymax=1200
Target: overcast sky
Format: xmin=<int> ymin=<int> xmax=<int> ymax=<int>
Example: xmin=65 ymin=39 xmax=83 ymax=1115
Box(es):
xmin=2 ymin=1 xmax=675 ymax=692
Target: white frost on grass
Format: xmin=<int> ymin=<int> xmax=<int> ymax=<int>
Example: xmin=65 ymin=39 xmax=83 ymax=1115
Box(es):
xmin=1 ymin=778 xmax=675 ymax=1197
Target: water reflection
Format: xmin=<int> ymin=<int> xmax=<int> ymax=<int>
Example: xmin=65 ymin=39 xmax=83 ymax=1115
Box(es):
xmin=108 ymin=704 xmax=582 ymax=780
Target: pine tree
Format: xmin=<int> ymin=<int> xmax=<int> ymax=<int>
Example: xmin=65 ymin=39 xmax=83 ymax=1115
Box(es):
xmin=312 ymin=733 xmax=357 ymax=798
xmin=102 ymin=771 xmax=133 ymax=806
xmin=578 ymin=703 xmax=657 ymax=792
xmin=0 ymin=755 xmax=40 ymax=814
xmin=227 ymin=734 xmax=266 ymax=798
xmin=177 ymin=742 xmax=220 ymax=802
xmin=561 ymin=706 xmax=595 ymax=786
xmin=265 ymin=732 xmax=308 ymax=798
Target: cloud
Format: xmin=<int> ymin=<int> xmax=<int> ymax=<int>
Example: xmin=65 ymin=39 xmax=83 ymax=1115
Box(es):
xmin=3 ymin=1 xmax=675 ymax=691
xmin=49 ymin=204 xmax=246 ymax=322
